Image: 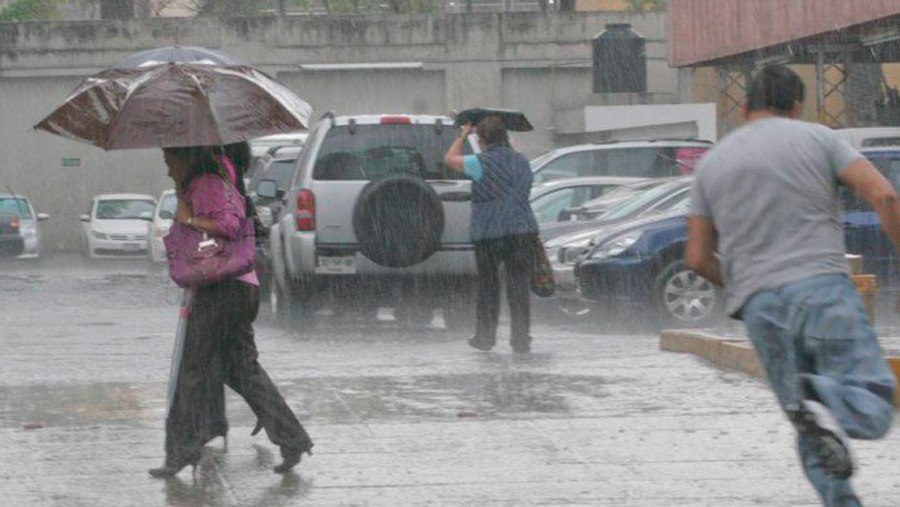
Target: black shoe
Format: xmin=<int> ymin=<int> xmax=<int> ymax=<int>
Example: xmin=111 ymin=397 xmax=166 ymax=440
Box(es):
xmin=148 ymin=453 xmax=201 ymax=478
xmin=794 ymin=400 xmax=854 ymax=480
xmin=467 ymin=337 xmax=494 ymax=351
xmin=274 ymin=445 xmax=312 ymax=474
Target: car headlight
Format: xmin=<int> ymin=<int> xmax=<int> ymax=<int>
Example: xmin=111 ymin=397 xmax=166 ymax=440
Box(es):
xmin=92 ymin=230 xmax=108 ymax=240
xmin=557 ymin=240 xmax=591 ymax=265
xmin=545 ymin=245 xmax=560 ymax=264
xmin=590 ymin=231 xmax=642 ymax=260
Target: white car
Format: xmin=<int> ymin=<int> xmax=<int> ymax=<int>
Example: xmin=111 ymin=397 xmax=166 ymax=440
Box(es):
xmin=80 ymin=194 xmax=156 ymax=259
xmin=0 ymin=194 xmax=50 ymax=259
xmin=530 ymin=139 xmax=712 ymax=184
xmin=147 ymin=190 xmax=177 ymax=264
xmin=529 ymin=176 xmax=646 ymax=224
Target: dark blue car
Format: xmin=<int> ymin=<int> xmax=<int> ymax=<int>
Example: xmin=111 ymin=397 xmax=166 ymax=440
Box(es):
xmin=575 ymin=148 xmax=900 ymax=325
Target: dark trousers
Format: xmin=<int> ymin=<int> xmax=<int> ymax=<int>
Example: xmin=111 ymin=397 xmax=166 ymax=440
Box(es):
xmin=165 ymin=279 xmax=312 ymax=463
xmin=474 ymin=234 xmax=534 ymax=347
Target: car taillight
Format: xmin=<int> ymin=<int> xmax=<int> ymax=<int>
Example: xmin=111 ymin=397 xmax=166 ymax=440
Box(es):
xmin=10 ymin=216 xmax=19 ymax=231
xmin=381 ymin=116 xmax=411 ymax=125
xmin=295 ymin=189 xmax=315 ymax=231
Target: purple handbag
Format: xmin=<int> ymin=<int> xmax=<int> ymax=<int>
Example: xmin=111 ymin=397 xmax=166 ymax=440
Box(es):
xmin=163 ymin=182 xmax=256 ymax=288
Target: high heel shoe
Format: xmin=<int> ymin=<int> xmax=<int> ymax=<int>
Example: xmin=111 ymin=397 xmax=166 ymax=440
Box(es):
xmin=148 ymin=453 xmax=201 ymax=478
xmin=273 ymin=444 xmax=313 ymax=474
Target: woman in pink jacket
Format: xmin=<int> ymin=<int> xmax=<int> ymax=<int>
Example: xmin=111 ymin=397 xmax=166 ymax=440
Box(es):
xmin=149 ymin=146 xmax=312 ymax=478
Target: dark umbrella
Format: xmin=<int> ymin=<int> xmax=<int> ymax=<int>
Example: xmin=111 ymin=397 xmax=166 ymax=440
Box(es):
xmin=454 ymin=107 xmax=534 ymax=132
xmin=35 ymin=48 xmax=311 ymax=150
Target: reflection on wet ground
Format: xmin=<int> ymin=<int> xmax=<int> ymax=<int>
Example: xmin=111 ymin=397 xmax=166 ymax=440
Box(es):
xmin=1 ymin=255 xmax=898 ymax=506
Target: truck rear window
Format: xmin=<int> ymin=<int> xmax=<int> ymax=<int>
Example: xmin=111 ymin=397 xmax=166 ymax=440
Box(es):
xmin=313 ymin=124 xmax=468 ymax=181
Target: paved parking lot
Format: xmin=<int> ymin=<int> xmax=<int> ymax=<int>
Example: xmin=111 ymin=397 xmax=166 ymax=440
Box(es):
xmin=0 ymin=255 xmax=897 ymax=506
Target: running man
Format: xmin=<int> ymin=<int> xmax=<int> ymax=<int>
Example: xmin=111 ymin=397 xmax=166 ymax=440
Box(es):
xmin=686 ymin=65 xmax=896 ymax=506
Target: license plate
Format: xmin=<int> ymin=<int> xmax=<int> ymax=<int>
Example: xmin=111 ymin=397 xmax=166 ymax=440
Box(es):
xmin=123 ymin=243 xmax=140 ymax=252
xmin=316 ymin=255 xmax=356 ymax=274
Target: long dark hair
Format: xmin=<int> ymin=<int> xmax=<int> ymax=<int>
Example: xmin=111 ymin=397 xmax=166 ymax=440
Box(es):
xmin=223 ymin=141 xmax=251 ymax=198
xmin=164 ymin=146 xmax=228 ymax=191
xmin=223 ymin=141 xmax=260 ymax=222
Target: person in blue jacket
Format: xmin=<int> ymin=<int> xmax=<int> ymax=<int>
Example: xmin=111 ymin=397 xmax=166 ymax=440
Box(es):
xmin=444 ymin=116 xmax=540 ymax=353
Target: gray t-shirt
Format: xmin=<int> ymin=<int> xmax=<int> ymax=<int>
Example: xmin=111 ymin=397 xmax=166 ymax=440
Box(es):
xmin=690 ymin=117 xmax=863 ymax=317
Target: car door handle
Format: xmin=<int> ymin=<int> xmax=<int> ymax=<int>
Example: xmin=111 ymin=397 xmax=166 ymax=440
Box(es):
xmin=440 ymin=192 xmax=471 ymax=202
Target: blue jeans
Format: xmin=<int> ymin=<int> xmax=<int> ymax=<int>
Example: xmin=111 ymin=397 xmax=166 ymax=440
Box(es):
xmin=742 ymin=274 xmax=895 ymax=507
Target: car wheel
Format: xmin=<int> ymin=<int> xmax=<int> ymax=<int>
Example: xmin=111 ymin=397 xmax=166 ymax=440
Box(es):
xmin=655 ymin=260 xmax=720 ymax=326
xmin=271 ymin=280 xmax=316 ymax=326
xmin=353 ymin=174 xmax=445 ymax=268
xmin=268 ymin=279 xmax=284 ymax=320
xmin=395 ymin=303 xmax=433 ymax=327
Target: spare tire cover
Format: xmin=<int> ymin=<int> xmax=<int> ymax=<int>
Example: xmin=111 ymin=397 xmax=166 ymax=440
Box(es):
xmin=353 ymin=174 xmax=445 ymax=268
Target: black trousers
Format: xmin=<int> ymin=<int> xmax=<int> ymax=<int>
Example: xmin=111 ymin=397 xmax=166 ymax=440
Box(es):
xmin=474 ymin=234 xmax=534 ymax=347
xmin=165 ymin=279 xmax=312 ymax=463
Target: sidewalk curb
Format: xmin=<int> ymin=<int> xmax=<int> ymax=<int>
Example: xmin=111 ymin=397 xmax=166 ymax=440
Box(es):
xmin=660 ymin=330 xmax=900 ymax=407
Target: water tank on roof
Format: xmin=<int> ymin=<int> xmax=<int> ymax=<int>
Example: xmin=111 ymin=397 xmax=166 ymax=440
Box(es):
xmin=592 ymin=24 xmax=647 ymax=94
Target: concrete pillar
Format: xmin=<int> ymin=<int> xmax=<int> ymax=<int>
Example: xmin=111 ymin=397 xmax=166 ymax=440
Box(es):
xmin=677 ymin=67 xmax=694 ymax=104
xmin=100 ymin=0 xmax=134 ymax=19
xmin=846 ymin=60 xmax=883 ymax=127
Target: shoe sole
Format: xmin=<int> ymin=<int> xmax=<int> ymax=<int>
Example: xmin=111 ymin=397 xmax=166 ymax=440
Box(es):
xmin=797 ymin=400 xmax=854 ymax=480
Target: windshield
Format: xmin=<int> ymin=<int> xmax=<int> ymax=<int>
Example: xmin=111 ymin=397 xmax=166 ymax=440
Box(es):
xmin=531 ymin=188 xmax=577 ymax=223
xmin=313 ymin=124 xmax=469 ymax=181
xmin=0 ymin=198 xmax=32 ymax=219
xmin=530 ymin=150 xmax=558 ymax=170
xmin=255 ymin=160 xmax=296 ymax=191
xmin=158 ymin=194 xmax=177 ymax=218
xmin=842 ymin=152 xmax=900 ymax=212
xmin=95 ymin=199 xmax=156 ymax=220
xmin=581 ymin=181 xmax=666 ymax=210
xmin=598 ymin=182 xmax=686 ymax=221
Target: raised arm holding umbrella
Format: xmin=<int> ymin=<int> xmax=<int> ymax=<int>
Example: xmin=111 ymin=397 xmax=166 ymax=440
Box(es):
xmin=36 ymin=46 xmax=315 ymax=477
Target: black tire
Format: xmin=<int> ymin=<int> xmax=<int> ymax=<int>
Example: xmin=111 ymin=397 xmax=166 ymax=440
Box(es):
xmin=270 ymin=279 xmax=316 ymax=326
xmin=395 ymin=302 xmax=434 ymax=327
xmin=268 ymin=277 xmax=293 ymax=323
xmin=654 ymin=260 xmax=721 ymax=326
xmin=353 ymin=174 xmax=445 ymax=268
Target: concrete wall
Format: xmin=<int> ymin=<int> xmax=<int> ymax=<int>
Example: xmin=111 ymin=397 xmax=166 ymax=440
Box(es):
xmin=0 ymin=11 xmax=680 ymax=251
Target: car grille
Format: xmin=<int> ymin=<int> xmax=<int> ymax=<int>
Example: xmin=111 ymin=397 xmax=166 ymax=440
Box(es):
xmin=109 ymin=235 xmax=146 ymax=241
xmin=94 ymin=248 xmax=147 ymax=256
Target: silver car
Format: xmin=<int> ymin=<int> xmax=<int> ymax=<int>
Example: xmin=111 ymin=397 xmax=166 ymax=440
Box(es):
xmin=266 ymin=113 xmax=478 ymax=326
xmin=530 ymin=140 xmax=712 ymax=184
xmin=0 ymin=193 xmax=50 ymax=259
xmin=147 ymin=190 xmax=177 ymax=264
xmin=530 ymin=176 xmax=646 ymax=224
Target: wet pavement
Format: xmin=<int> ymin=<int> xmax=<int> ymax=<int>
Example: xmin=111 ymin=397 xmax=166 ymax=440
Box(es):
xmin=0 ymin=255 xmax=898 ymax=506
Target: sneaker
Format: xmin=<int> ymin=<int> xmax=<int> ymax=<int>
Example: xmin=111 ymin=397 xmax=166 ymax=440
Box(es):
xmin=795 ymin=400 xmax=854 ymax=480
xmin=467 ymin=337 xmax=494 ymax=351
